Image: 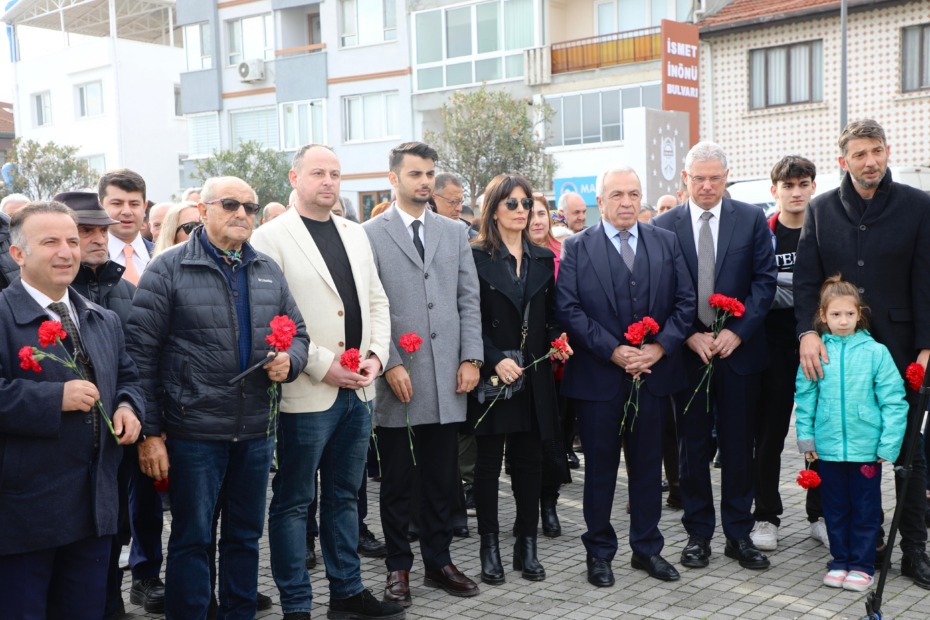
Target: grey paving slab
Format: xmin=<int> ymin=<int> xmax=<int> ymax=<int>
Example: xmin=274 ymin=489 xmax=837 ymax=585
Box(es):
xmin=120 ymin=414 xmax=930 ymax=619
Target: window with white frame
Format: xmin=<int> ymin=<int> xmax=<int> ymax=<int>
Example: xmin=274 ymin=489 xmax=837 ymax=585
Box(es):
xmin=281 ymin=100 xmax=325 ymax=150
xmin=184 ymin=22 xmax=213 ymax=70
xmin=230 ymin=107 xmax=279 ymax=149
xmin=76 ymin=81 xmax=103 ymax=118
xmin=902 ymin=23 xmax=930 ymax=93
xmin=594 ymin=0 xmax=683 ymax=34
xmin=227 ymin=14 xmax=274 ymax=66
xmin=413 ymin=0 xmax=536 ymax=91
xmin=80 ymin=154 xmax=106 ymax=175
xmin=343 ymin=92 xmax=398 ymax=143
xmin=546 ymin=83 xmax=661 ymax=147
xmin=749 ymin=40 xmax=823 ymax=110
xmin=340 ymin=0 xmax=396 ymax=48
xmin=188 ymin=112 xmax=221 ymax=158
xmin=32 ymin=91 xmax=51 ymax=127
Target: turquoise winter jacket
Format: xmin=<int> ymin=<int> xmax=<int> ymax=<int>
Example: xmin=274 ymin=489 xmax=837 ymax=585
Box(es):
xmin=795 ymin=330 xmax=907 ymax=463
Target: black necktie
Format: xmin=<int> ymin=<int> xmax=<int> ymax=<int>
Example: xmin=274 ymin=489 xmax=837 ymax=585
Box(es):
xmin=411 ymin=220 xmax=425 ymax=262
xmin=49 ymin=301 xmax=99 ymax=444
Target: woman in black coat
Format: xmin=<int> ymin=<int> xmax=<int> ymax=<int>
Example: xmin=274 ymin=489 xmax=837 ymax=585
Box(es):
xmin=465 ymin=174 xmax=572 ymax=585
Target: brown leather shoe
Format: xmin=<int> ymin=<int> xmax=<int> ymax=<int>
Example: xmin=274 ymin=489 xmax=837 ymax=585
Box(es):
xmin=423 ymin=563 xmax=479 ymax=597
xmin=383 ymin=570 xmax=411 ymax=607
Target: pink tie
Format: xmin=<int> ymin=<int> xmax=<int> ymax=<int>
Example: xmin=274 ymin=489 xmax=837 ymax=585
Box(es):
xmin=122 ymin=245 xmax=140 ymax=285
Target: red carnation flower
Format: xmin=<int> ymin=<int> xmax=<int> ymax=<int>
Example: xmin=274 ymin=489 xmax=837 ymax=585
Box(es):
xmin=399 ymin=332 xmax=423 ymax=354
xmin=797 ymin=469 xmax=821 ymax=489
xmin=266 ymin=315 xmax=298 ymax=351
xmin=624 ymin=322 xmax=647 ymax=346
xmin=340 ymin=348 xmax=362 ymax=373
xmin=153 ymin=476 xmax=169 ymax=493
xmin=18 ymin=346 xmax=42 ymax=372
xmin=906 ymin=362 xmax=925 ymax=392
xmin=38 ymin=320 xmax=67 ymax=348
xmin=549 ymin=339 xmax=568 ymax=357
xmin=642 ymin=317 xmax=660 ymax=334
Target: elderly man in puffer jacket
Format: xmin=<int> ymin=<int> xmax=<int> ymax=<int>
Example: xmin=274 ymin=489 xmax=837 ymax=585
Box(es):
xmin=126 ymin=176 xmax=309 ymax=620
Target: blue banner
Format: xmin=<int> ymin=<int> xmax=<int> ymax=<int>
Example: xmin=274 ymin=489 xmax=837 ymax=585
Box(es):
xmin=553 ymin=176 xmax=597 ymax=206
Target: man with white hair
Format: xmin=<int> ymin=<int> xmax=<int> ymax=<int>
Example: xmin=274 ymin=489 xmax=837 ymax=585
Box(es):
xmin=558 ymin=192 xmax=587 ymax=233
xmin=654 ymin=142 xmax=776 ymax=572
xmin=557 ymin=165 xmax=694 ymax=586
xmin=147 ymin=202 xmax=172 ymax=243
xmin=0 ymin=193 xmax=29 ymax=216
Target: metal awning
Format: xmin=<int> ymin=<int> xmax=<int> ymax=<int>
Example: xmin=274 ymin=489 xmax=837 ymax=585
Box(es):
xmin=1 ymin=0 xmax=177 ymax=45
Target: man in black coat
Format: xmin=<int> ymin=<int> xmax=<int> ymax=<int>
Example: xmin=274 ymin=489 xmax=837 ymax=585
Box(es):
xmin=0 ymin=210 xmax=21 ymax=290
xmin=557 ymin=166 xmax=695 ymax=586
xmin=0 ymin=201 xmax=143 ymax=619
xmin=794 ymin=119 xmax=930 ymax=589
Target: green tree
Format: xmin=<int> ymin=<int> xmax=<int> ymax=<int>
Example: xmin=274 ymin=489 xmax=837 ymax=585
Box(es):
xmin=424 ymin=86 xmax=557 ymax=206
xmin=194 ymin=141 xmax=292 ymax=206
xmin=4 ymin=139 xmax=98 ymax=200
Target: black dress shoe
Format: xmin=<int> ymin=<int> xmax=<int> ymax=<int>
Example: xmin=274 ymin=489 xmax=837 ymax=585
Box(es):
xmin=586 ymin=555 xmax=614 ymax=587
xmin=329 ymin=589 xmax=406 ymax=619
xmin=567 ymin=451 xmax=580 ymax=469
xmin=724 ymin=538 xmax=770 ymax=570
xmin=631 ymin=553 xmax=680 ymax=581
xmin=901 ymin=551 xmax=930 ymax=589
xmin=453 ymin=525 xmax=470 ymax=538
xmin=661 ymin=479 xmax=670 ymax=492
xmin=282 ymin=613 xmax=311 ymax=620
xmin=666 ymin=492 xmax=683 ymax=510
xmin=358 ymin=529 xmax=388 ymax=558
xmin=406 ymin=530 xmax=419 ymax=543
xmin=423 ymin=563 xmax=480 ymax=597
xmin=129 ymin=577 xmax=166 ymax=613
xmin=257 ymin=592 xmax=273 ymax=611
xmin=680 ymin=535 xmax=711 ymax=568
xmin=306 ymin=537 xmax=317 ymax=569
xmin=540 ymin=497 xmax=561 ymax=538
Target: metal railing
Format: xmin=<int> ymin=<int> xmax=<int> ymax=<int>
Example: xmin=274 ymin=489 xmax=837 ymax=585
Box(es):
xmin=551 ymin=26 xmax=661 ymax=74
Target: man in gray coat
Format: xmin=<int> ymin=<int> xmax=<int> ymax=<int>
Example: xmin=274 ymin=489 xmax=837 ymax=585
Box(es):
xmin=363 ymin=142 xmax=483 ymax=606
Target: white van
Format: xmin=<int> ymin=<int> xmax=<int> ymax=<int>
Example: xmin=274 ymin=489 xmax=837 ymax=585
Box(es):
xmin=726 ymin=166 xmax=930 ymax=212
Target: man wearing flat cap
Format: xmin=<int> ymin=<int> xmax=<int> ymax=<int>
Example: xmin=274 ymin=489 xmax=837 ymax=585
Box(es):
xmin=55 ymin=191 xmax=168 ymax=617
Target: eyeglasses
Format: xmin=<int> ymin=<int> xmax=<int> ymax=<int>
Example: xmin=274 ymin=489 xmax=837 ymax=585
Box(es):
xmin=689 ymin=175 xmax=726 ymax=186
xmin=206 ymin=198 xmax=261 ymax=216
xmin=178 ymin=221 xmax=199 ymax=235
xmin=434 ymin=193 xmax=463 ymax=207
xmin=504 ymin=197 xmax=534 ymax=211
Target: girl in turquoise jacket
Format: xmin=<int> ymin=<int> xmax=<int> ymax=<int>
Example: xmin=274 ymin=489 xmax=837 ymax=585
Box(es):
xmin=795 ymin=276 xmax=907 ymax=592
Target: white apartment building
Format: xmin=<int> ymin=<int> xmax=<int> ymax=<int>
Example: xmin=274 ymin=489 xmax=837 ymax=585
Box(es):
xmin=2 ymin=0 xmax=187 ymax=201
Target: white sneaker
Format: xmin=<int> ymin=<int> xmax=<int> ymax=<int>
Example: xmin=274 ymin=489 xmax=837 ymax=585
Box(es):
xmin=823 ymin=569 xmax=848 ymax=588
xmin=842 ymin=570 xmax=873 ymax=591
xmin=750 ymin=522 xmax=778 ymax=551
xmin=118 ymin=545 xmax=131 ymax=570
xmin=810 ymin=518 xmax=831 ymax=549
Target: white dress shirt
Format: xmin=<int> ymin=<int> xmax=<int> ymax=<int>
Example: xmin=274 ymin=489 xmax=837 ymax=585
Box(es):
xmin=602 ymin=219 xmax=639 ymax=255
xmin=108 ymin=233 xmax=151 ymax=273
xmin=393 ymin=203 xmax=427 ymax=245
xmin=21 ymin=279 xmax=79 ymax=328
xmin=688 ymin=200 xmax=722 ymax=256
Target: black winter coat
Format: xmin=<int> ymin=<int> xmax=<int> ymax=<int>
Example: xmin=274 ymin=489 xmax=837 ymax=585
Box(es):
xmin=0 ymin=212 xmax=20 ymax=291
xmin=126 ymin=229 xmax=310 ymax=441
xmin=466 ymin=243 xmax=562 ymax=439
xmin=72 ymin=261 xmax=136 ymax=329
xmin=795 ymin=170 xmax=930 ymax=373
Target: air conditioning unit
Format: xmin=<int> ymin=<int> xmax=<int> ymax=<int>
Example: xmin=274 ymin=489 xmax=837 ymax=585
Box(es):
xmin=238 ymin=58 xmax=265 ymax=83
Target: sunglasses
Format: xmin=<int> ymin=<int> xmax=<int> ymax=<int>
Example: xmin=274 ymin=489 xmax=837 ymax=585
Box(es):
xmin=178 ymin=221 xmax=199 ymax=235
xmin=206 ymin=198 xmax=261 ymax=216
xmin=504 ymin=197 xmax=534 ymax=211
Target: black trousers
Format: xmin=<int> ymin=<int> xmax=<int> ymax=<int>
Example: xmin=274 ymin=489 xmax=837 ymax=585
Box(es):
xmin=474 ymin=431 xmax=542 ymax=536
xmin=753 ymin=334 xmax=799 ymax=526
xmin=378 ymin=423 xmax=459 ymax=572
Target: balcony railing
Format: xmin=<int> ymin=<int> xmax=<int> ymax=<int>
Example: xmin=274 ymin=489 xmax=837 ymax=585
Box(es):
xmin=551 ymin=26 xmax=661 ymax=74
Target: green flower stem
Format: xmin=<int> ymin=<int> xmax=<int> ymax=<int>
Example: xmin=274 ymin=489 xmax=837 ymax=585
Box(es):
xmin=361 ymin=386 xmax=381 ymax=476
xmin=474 ymin=345 xmax=560 ymax=429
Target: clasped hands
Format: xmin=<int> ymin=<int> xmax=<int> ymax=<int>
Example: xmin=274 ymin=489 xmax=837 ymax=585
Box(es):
xmin=612 ymin=343 xmax=665 ymax=379
xmin=685 ymin=328 xmax=742 ymax=365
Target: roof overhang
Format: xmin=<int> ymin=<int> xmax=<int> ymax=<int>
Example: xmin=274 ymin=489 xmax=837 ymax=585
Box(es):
xmin=699 ymin=0 xmax=904 ymax=36
xmin=2 ymin=0 xmax=177 ymax=45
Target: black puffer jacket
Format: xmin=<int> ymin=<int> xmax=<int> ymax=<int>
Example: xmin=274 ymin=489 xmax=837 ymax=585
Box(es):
xmin=72 ymin=261 xmax=136 ymax=329
xmin=0 ymin=212 xmax=20 ymax=291
xmin=126 ymin=230 xmax=309 ymax=441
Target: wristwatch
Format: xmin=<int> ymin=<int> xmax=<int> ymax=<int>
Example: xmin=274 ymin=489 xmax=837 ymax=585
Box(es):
xmin=465 ymin=359 xmax=484 ymax=369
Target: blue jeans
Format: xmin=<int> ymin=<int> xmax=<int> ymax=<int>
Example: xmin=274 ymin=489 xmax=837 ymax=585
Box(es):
xmin=268 ymin=389 xmax=371 ymax=613
xmin=165 ymin=436 xmax=273 ymax=620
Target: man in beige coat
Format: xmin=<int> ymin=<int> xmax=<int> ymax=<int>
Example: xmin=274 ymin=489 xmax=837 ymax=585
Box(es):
xmin=251 ymin=145 xmax=402 ymax=620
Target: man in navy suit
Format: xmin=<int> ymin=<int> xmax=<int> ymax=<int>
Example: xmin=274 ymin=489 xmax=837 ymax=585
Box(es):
xmin=654 ymin=142 xmax=776 ymax=571
xmin=556 ymin=166 xmax=695 ymax=586
xmin=100 ymin=169 xmax=155 ymax=287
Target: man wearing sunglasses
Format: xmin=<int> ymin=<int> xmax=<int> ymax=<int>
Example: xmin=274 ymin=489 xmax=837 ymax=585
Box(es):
xmin=127 ymin=176 xmax=310 ymax=619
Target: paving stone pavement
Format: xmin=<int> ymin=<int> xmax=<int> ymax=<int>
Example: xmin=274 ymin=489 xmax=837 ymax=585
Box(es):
xmin=122 ymin=416 xmax=930 ymax=619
